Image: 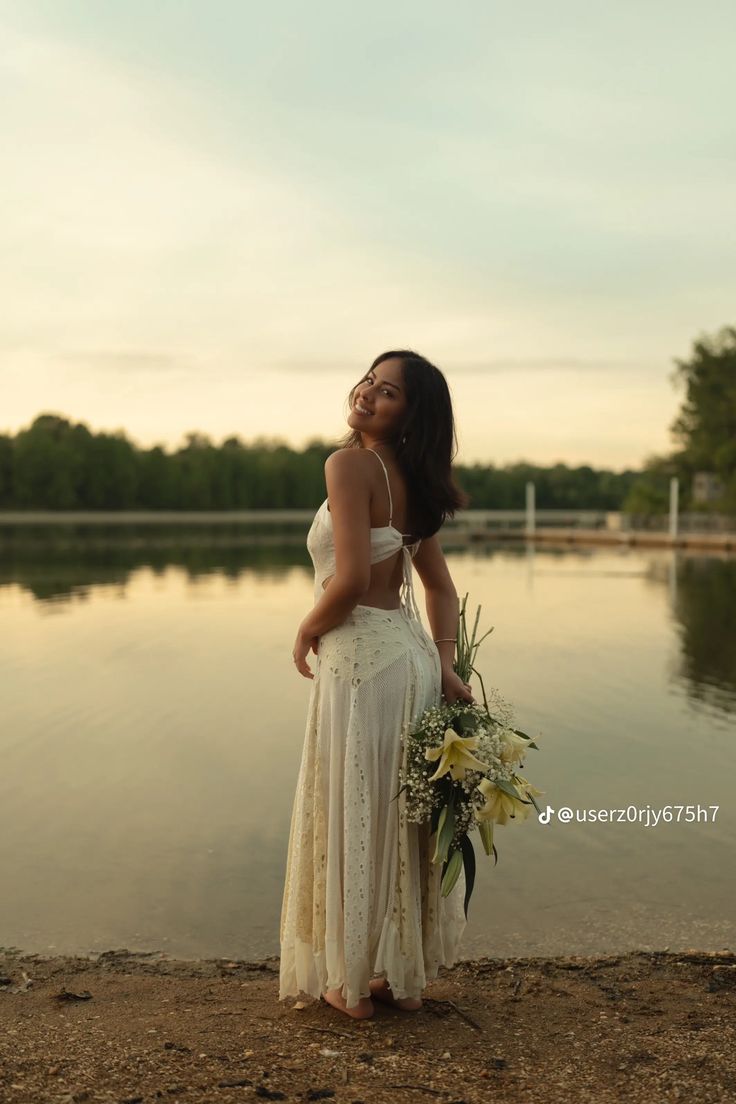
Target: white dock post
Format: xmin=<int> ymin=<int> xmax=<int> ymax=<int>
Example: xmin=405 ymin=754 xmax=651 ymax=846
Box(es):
xmin=669 ymin=476 xmax=679 ymax=540
xmin=525 ymin=481 xmax=535 ymax=536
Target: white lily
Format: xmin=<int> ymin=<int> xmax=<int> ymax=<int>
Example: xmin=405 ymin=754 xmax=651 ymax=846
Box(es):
xmin=424 ymin=728 xmax=490 ymax=783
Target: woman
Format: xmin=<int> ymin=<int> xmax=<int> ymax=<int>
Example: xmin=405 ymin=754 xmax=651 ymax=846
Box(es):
xmin=279 ymin=350 xmax=475 ymax=1020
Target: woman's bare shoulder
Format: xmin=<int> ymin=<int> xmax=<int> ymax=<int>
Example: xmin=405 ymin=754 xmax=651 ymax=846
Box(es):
xmin=323 ymin=448 xmax=375 ymax=499
xmin=324 ymin=448 xmax=373 ymax=477
xmin=325 ymin=447 xmax=366 ymax=463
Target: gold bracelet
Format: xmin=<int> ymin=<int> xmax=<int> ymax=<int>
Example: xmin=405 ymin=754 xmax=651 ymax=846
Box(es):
xmin=433 ymin=637 xmax=457 ymax=643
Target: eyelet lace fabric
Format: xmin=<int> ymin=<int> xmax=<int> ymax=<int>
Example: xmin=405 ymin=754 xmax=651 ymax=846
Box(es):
xmin=279 ymin=454 xmax=467 ymax=1010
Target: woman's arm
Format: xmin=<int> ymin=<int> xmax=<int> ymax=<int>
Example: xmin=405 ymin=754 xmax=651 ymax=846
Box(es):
xmin=413 ymin=535 xmax=474 ymax=705
xmin=412 ymin=534 xmax=459 ymax=669
xmin=298 ymin=449 xmax=373 ymax=640
xmin=425 ymin=587 xmax=460 ymax=671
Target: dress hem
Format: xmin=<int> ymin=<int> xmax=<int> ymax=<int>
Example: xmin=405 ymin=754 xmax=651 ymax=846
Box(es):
xmin=279 ymin=902 xmax=467 ymax=1010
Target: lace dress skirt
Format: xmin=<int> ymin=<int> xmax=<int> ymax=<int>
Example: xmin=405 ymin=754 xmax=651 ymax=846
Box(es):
xmin=278 ymin=601 xmax=467 ymax=1010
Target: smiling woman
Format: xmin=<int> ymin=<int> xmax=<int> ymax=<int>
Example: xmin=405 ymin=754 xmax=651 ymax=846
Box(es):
xmin=279 ymin=349 xmax=476 ymax=1019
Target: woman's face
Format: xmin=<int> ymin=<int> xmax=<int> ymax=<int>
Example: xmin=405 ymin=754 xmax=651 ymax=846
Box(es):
xmin=348 ymin=358 xmax=408 ymax=439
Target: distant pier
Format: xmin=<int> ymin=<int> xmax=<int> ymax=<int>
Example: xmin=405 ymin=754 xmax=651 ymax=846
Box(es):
xmin=0 ymin=508 xmax=734 ymax=551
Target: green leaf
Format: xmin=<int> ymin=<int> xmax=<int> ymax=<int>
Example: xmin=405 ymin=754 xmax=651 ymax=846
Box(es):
xmin=430 ymin=802 xmax=443 ymax=835
xmin=433 ymin=801 xmax=455 ymax=866
xmin=390 ymin=782 xmax=408 ymax=803
xmin=492 ymin=777 xmax=524 ymax=800
xmin=510 ymin=725 xmax=539 ymax=750
xmin=459 ymin=834 xmax=476 ymax=920
xmin=440 ymin=848 xmax=464 ymax=896
xmin=525 ymin=788 xmax=544 ymax=815
xmin=432 ymin=804 xmax=448 ymax=864
xmin=455 ymin=711 xmax=478 ymax=735
xmin=436 ymin=775 xmax=453 ymax=801
xmin=478 ymin=818 xmax=494 ymax=856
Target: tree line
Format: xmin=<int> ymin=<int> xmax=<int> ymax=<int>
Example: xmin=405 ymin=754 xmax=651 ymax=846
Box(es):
xmin=0 ymin=418 xmax=643 ymax=511
xmin=1 ymin=325 xmax=733 ymax=513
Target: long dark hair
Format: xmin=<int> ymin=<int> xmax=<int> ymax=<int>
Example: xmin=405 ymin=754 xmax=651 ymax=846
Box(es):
xmin=334 ymin=349 xmax=470 ymax=539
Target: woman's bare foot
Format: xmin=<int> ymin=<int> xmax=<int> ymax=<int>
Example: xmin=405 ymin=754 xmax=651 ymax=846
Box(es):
xmin=321 ymin=987 xmax=375 ymax=1019
xmin=368 ymin=976 xmax=423 ymax=1011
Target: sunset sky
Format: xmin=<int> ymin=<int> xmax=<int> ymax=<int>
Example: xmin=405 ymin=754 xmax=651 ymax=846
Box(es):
xmin=2 ymin=1 xmax=734 ymax=468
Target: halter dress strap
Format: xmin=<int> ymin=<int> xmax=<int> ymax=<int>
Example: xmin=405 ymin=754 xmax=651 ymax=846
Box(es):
xmin=366 ymin=448 xmax=393 ymax=528
xmin=366 ymin=448 xmax=414 ymax=538
xmin=366 ymin=449 xmax=427 ymax=630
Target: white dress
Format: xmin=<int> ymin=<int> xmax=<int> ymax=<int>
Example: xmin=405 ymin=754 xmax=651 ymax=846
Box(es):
xmin=278 ymin=448 xmax=467 ymax=1009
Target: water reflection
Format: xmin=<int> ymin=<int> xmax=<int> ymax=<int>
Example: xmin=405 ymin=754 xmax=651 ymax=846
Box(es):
xmin=0 ymin=522 xmax=312 ymax=601
xmin=670 ymin=556 xmax=736 ymax=712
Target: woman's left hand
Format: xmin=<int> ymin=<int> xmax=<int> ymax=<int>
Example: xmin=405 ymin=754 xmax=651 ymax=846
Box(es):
xmin=293 ymin=626 xmax=319 ymax=679
xmin=441 ymin=669 xmax=475 ymax=705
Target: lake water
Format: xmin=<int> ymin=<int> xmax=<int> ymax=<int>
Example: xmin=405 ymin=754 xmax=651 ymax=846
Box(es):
xmin=1 ymin=530 xmax=735 ymax=963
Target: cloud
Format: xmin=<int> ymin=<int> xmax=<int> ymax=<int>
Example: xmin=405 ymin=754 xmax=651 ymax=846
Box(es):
xmin=0 ymin=4 xmax=731 ymax=466
xmin=2 ymin=19 xmax=490 ymax=368
xmin=57 ymin=351 xmax=195 ymax=375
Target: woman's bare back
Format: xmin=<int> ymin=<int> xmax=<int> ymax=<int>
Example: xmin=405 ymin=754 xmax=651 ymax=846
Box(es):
xmin=322 ymin=450 xmax=415 ymax=610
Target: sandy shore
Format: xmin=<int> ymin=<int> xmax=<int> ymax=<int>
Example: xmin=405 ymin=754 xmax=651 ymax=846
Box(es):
xmin=1 ymin=946 xmax=734 ymax=1104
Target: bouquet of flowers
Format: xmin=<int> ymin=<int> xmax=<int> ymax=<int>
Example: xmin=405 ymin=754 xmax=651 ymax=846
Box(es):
xmin=393 ymin=593 xmax=544 ymax=921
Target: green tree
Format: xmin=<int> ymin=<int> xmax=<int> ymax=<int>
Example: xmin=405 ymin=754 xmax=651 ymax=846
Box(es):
xmin=12 ymin=415 xmax=84 ymax=508
xmin=0 ymin=434 xmax=13 ymax=507
xmin=621 ymin=453 xmax=676 ymax=515
xmin=669 ymin=325 xmax=736 ymax=508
